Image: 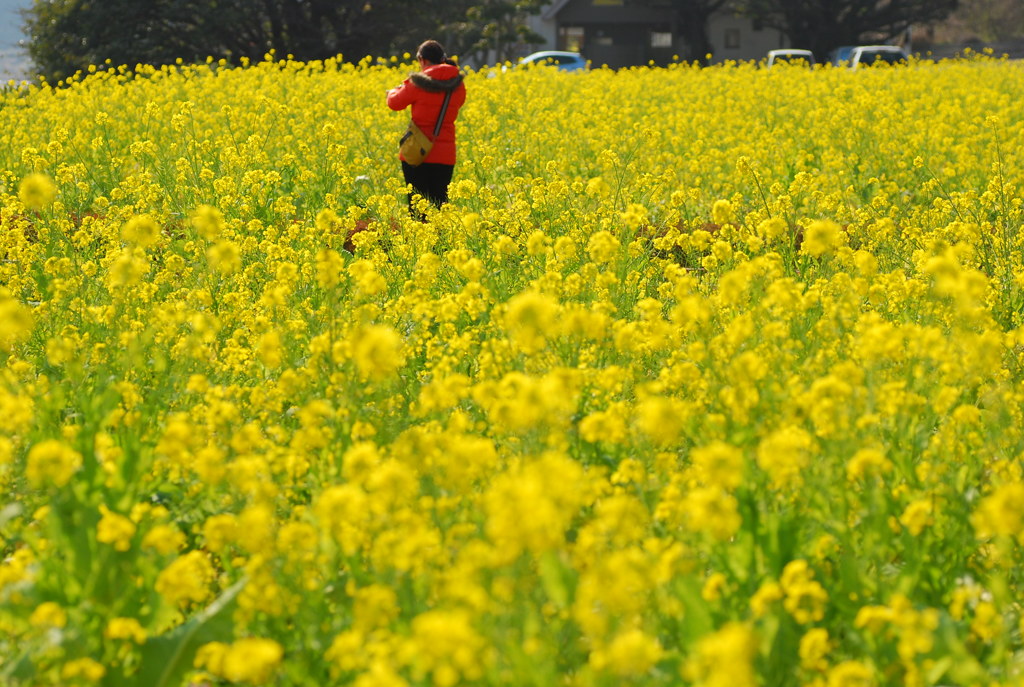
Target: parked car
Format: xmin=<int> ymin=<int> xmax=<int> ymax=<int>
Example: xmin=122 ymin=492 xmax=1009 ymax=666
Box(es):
xmin=517 ymin=51 xmax=589 ymax=71
xmin=828 ymin=46 xmax=856 ymax=66
xmin=848 ymin=45 xmax=908 ymax=68
xmin=766 ymin=49 xmax=816 ymax=68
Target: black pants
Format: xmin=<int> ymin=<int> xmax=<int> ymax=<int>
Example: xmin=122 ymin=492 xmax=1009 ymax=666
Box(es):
xmin=402 ymin=161 xmax=454 ymax=211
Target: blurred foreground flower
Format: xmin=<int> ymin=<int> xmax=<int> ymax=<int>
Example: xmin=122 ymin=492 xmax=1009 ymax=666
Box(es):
xmin=18 ymin=173 xmax=57 ymax=210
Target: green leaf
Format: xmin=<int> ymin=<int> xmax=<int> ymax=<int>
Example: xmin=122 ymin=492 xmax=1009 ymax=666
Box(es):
xmin=937 ymin=617 xmax=987 ymax=686
xmin=673 ymin=576 xmax=713 ymax=645
xmin=0 ymin=650 xmax=36 ymax=682
xmin=538 ymin=550 xmax=574 ymax=608
xmin=837 ymin=545 xmax=868 ymax=600
xmin=105 ymin=577 xmax=246 ymax=687
xmin=925 ymin=656 xmax=953 ymax=684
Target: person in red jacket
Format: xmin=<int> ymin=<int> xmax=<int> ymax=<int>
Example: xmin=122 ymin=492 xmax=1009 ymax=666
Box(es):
xmin=386 ymin=40 xmax=466 ymax=213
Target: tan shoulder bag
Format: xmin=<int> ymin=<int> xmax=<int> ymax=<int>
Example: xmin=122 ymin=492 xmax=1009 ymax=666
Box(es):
xmin=399 ymin=90 xmax=453 ymax=166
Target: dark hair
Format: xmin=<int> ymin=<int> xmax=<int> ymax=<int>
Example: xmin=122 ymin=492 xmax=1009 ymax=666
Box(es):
xmin=417 ymin=40 xmax=455 ymax=66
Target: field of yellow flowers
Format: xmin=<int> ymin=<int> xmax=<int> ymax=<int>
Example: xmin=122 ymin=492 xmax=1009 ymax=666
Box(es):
xmin=1 ymin=52 xmax=1024 ymax=686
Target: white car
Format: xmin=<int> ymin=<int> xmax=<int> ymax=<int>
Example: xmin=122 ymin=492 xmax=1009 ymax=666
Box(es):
xmin=766 ymin=49 xmax=816 ymax=68
xmin=848 ymin=45 xmax=908 ymax=68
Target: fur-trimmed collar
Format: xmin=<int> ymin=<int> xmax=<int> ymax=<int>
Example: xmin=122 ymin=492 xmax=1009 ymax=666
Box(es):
xmin=410 ymin=69 xmax=464 ymax=92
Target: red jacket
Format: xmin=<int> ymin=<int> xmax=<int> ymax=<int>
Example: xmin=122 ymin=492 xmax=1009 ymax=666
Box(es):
xmin=387 ymin=63 xmax=466 ymax=166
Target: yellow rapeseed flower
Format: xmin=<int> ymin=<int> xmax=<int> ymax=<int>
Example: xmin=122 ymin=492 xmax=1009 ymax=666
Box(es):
xmin=141 ymin=523 xmax=186 ymax=554
xmin=826 ymin=660 xmax=873 ymax=687
xmin=25 ymin=439 xmax=82 ymax=488
xmin=104 ymin=617 xmax=147 ymax=643
xmin=711 ymin=199 xmax=735 ymax=225
xmin=587 ymin=230 xmax=620 ymax=264
xmin=207 ymin=240 xmax=242 ymax=274
xmin=351 ymin=325 xmax=405 ymax=381
xmin=799 ymin=627 xmax=831 ymax=672
xmin=899 ymin=497 xmax=934 ymax=536
xmin=683 ymin=622 xmax=757 ymax=687
xmin=155 ymin=550 xmax=215 ymax=607
xmin=222 ymin=638 xmax=284 ymax=685
xmin=18 ymin=173 xmax=58 ymax=210
xmin=29 ymin=601 xmax=67 ymax=628
xmin=316 ymin=248 xmax=346 ymax=289
xmin=503 ymin=290 xmax=560 ymax=354
xmin=680 ymin=487 xmax=742 ymax=541
xmin=96 ymin=505 xmax=137 ymax=551
xmin=756 ymin=425 xmax=813 ymax=490
xmin=591 ymin=627 xmax=664 ymax=677
xmin=191 ymin=204 xmax=225 ymax=240
xmin=801 ymin=219 xmax=844 ymax=258
xmin=971 ymin=482 xmax=1024 ymax=543
xmin=781 ymin=559 xmax=829 ymax=624
xmin=60 ymin=657 xmax=106 ymax=682
xmin=121 ymin=214 xmax=161 ymax=248
xmin=0 ymin=289 xmax=34 ymax=352
xmin=750 ymin=580 xmax=783 ymax=617
xmin=404 ymin=609 xmax=488 ymax=687
xmin=690 ymin=440 xmax=744 ymax=490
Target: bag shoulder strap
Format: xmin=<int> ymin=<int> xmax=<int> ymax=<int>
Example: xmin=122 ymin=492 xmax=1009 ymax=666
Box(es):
xmin=432 ymin=90 xmax=454 ymax=139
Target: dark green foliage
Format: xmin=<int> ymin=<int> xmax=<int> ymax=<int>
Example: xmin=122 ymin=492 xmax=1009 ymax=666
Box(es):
xmin=21 ymin=0 xmax=549 ymax=83
xmin=439 ymin=0 xmax=547 ymax=65
xmin=21 ymin=0 xmax=459 ymax=82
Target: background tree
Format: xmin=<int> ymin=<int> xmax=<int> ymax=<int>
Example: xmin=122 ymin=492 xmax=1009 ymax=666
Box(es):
xmin=439 ymin=0 xmax=546 ymax=67
xmin=22 ymin=0 xmax=193 ymax=82
xmin=22 ymin=0 xmax=464 ymax=83
xmin=736 ymin=0 xmax=959 ymax=60
xmin=945 ymin=0 xmax=1024 ymax=42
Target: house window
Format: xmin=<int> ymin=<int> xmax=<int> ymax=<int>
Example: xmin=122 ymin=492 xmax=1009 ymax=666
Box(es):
xmin=724 ymin=28 xmax=740 ymax=49
xmin=651 ymin=32 xmax=673 ymax=48
xmin=559 ymin=26 xmax=585 ymax=52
